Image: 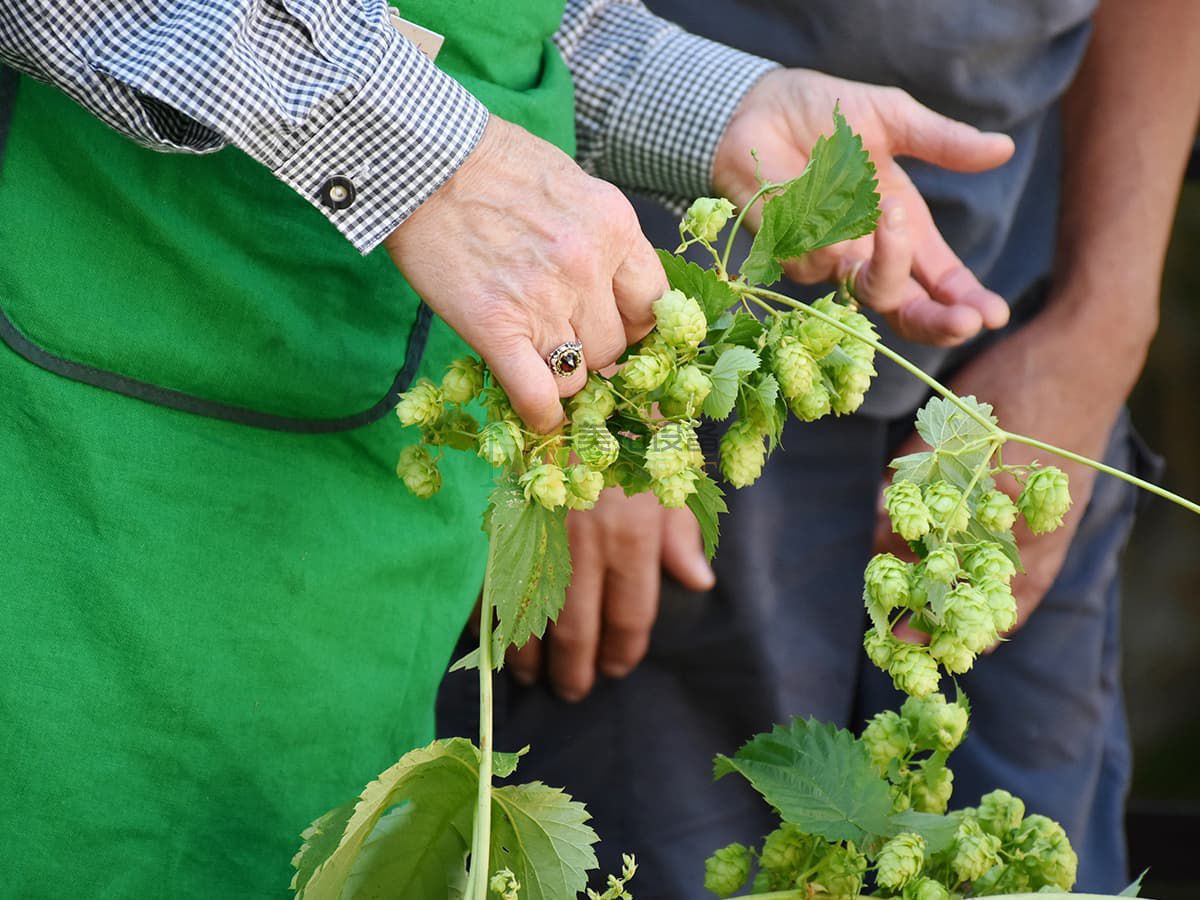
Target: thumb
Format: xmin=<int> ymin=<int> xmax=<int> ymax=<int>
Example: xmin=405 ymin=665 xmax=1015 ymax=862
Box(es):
xmin=660 ymin=508 xmax=716 ymax=591
xmin=883 ymin=93 xmax=1015 ymax=173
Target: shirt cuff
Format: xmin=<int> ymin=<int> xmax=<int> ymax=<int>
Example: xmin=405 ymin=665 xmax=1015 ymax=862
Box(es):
xmin=272 ymin=28 xmax=489 ymax=254
xmin=594 ymin=22 xmax=778 ymax=201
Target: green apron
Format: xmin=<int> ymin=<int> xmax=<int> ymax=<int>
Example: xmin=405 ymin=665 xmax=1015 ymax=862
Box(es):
xmin=0 ymin=4 xmax=573 ymax=895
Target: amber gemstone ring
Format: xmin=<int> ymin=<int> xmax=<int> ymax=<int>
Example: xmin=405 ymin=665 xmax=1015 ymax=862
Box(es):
xmin=547 ymin=340 xmax=584 ymax=378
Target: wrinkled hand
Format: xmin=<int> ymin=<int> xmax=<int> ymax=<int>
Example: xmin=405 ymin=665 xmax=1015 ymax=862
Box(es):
xmin=506 ymin=488 xmax=715 ymax=701
xmin=874 ymin=309 xmax=1124 ymax=640
xmin=385 ymin=117 xmax=667 ymax=433
xmin=714 ymin=68 xmax=1015 ymax=346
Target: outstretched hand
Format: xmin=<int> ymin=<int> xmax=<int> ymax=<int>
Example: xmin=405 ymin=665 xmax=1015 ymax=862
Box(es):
xmin=714 ymin=68 xmax=1015 ymax=347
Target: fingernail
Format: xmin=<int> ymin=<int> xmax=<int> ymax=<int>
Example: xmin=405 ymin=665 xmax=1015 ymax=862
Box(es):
xmin=600 ymin=661 xmax=631 ymax=679
xmin=512 ymin=668 xmax=536 ymax=687
xmin=557 ymin=687 xmax=585 ymax=703
xmin=695 ymin=561 xmax=716 ymax=589
xmin=886 ymin=205 xmax=906 ymax=229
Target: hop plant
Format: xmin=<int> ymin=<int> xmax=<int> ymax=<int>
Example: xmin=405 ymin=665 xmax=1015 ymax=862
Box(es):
xmin=887 ymin=643 xmax=940 ymax=698
xmin=771 ymin=338 xmax=817 ymax=403
xmin=478 ymin=420 xmax=525 ymax=468
xmin=864 ymin=628 xmax=900 ymax=670
xmin=901 ymin=693 xmax=968 ymax=753
xmin=703 ymin=843 xmax=750 ymax=898
xmin=489 ymin=869 xmax=520 ymax=900
xmin=862 ymin=710 xmax=911 ymax=775
xmin=758 ymin=824 xmax=815 ymax=884
xmin=1008 ymin=814 xmax=1078 ymax=892
xmin=521 ymin=463 xmax=567 ymax=510
xmin=875 ymin=832 xmax=926 ymax=891
xmin=902 ymin=876 xmax=951 ymax=900
xmin=789 ymin=380 xmax=833 ymax=422
xmin=864 ymin=553 xmax=912 ymax=622
xmin=813 ymin=842 xmax=867 ymax=898
xmin=1018 ymin=466 xmax=1072 ymax=534
xmin=480 ymin=383 xmax=518 ymax=423
xmin=621 ymin=349 xmax=673 ymax=393
xmin=976 ymin=789 xmax=1026 ymax=838
xmin=963 ymin=542 xmax=1017 ymax=584
xmin=951 ymin=816 xmax=1003 ymax=883
xmin=569 ymin=374 xmax=617 ymax=423
xmin=565 ymin=465 xmax=605 ymax=511
xmin=661 ymin=364 xmax=712 ymax=417
xmin=395 ymin=378 xmax=443 ymax=428
xmin=441 ymin=356 xmax=485 ymax=405
xmin=796 ymin=298 xmax=845 ymax=357
xmin=652 ymin=468 xmax=700 ymax=508
xmin=928 ymin=629 xmax=975 ymax=675
xmin=653 ymin=289 xmax=708 ymax=350
xmin=396 ymin=444 xmax=441 ymax=498
xmin=884 ymin=481 xmax=933 ymax=541
xmin=976 ymin=488 xmax=1019 ymax=534
xmin=977 ymin=576 xmax=1018 ymax=633
xmin=826 ymin=354 xmax=875 ymax=416
xmin=919 ymin=547 xmax=959 ymax=586
xmin=942 ymin=583 xmax=998 ymax=654
xmin=923 ymin=481 xmax=970 ymax=535
xmin=574 ymin=421 xmax=620 ymax=470
xmin=682 ymin=196 xmax=736 ymax=243
xmin=910 ymin=763 xmax=954 ymax=814
xmin=645 ymin=422 xmax=697 ymax=480
xmin=719 ymin=419 xmax=767 ymax=488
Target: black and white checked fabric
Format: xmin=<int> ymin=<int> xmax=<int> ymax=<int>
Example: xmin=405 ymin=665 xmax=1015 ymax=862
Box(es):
xmin=0 ymin=0 xmax=775 ymax=253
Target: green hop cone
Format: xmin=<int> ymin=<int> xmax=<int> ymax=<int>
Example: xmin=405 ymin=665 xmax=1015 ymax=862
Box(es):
xmin=395 ymin=378 xmax=443 ymax=428
xmin=864 ymin=628 xmax=899 ymax=670
xmin=825 ymin=351 xmax=876 ymax=417
xmin=813 ymin=841 xmax=867 ymax=898
xmin=884 ymin=481 xmax=934 ymax=541
xmin=901 ymin=693 xmax=968 ymax=753
xmin=1010 ymin=815 xmax=1078 ymax=892
xmin=477 ymin=420 xmax=525 ymax=468
xmin=1018 ymin=466 xmax=1072 ymax=534
xmin=682 ymin=196 xmax=736 ymax=243
xmin=568 ymin=374 xmax=617 ymax=422
xmin=862 ymin=710 xmax=911 ymax=775
xmin=573 ymin=421 xmax=620 ymax=471
xmin=621 ymin=349 xmax=674 ymax=393
xmin=976 ymin=488 xmax=1019 ymax=534
xmin=789 ymin=380 xmax=833 ymax=422
xmin=645 ymin=422 xmax=698 ymax=480
xmin=653 ymin=288 xmax=708 ymax=350
xmin=565 ymin=465 xmax=605 ymax=511
xmin=797 ymin=297 xmax=845 ymax=357
xmin=441 ymin=356 xmax=485 ymax=405
xmin=702 ymin=842 xmax=750 ymax=898
xmin=428 ymin=407 xmax=480 ymax=451
xmin=758 ymin=824 xmax=815 ymax=883
xmin=977 ymin=576 xmax=1018 ymax=633
xmin=910 ymin=762 xmax=954 ymax=814
xmin=480 ymin=384 xmax=518 ymax=424
xmin=875 ymin=833 xmax=926 ymax=891
xmin=943 ymin=583 xmax=998 ymax=654
xmin=963 ymin=542 xmax=1017 ymax=584
xmin=928 ymin=629 xmax=976 ymax=675
xmin=951 ymin=816 xmax=1003 ymax=883
xmin=888 ymin=643 xmax=941 ymax=698
xmin=489 ymin=869 xmax=520 ymax=900
xmin=976 ymin=789 xmax=1026 ymax=838
xmin=662 ymin=363 xmax=712 ymax=417
xmin=920 ymin=547 xmax=960 ymax=586
xmin=520 ymin=463 xmax=568 ymax=510
xmin=902 ymin=876 xmax=951 ymax=900
xmin=923 ymin=481 xmax=970 ymax=535
xmin=652 ymin=468 xmax=700 ymax=509
xmin=771 ymin=338 xmax=817 ymax=403
xmin=864 ymin=553 xmax=912 ymax=630
xmin=395 ymin=444 xmax=441 ymax=498
xmin=719 ymin=419 xmax=767 ymax=488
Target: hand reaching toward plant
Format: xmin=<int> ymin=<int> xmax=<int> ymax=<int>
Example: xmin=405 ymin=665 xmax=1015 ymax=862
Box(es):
xmin=713 ymin=68 xmax=1015 ymax=347
xmin=505 ymin=490 xmax=714 ymax=701
xmin=385 ymin=117 xmax=667 ymax=433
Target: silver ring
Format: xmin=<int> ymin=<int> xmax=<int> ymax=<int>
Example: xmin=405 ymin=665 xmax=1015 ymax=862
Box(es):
xmin=840 ymin=259 xmax=865 ymax=304
xmin=547 ymin=340 xmax=584 ymax=378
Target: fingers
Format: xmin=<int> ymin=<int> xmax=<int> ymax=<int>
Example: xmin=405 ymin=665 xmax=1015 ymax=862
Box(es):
xmin=846 ymin=199 xmax=913 ymax=313
xmin=883 ymin=90 xmax=1015 ymax=173
xmin=507 ymin=636 xmax=542 ymax=686
xmin=486 ymin=340 xmax=569 ymax=434
xmin=913 ymin=247 xmax=1011 ymax=331
xmin=611 ymin=234 xmax=668 ymax=345
xmin=547 ymin=511 xmax=607 ymax=701
xmin=569 ymin=285 xmax=628 ymax=371
xmin=888 ymin=285 xmax=986 ymax=346
xmin=596 ymin=507 xmax=663 ymax=680
xmin=660 ymin=508 xmax=716 ymax=591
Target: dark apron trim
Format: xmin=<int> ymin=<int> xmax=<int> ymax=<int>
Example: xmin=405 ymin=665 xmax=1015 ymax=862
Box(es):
xmin=0 ymin=66 xmax=433 ymax=434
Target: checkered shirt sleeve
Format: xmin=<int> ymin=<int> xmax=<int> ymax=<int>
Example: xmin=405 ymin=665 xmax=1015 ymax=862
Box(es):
xmin=0 ymin=0 xmax=775 ymax=253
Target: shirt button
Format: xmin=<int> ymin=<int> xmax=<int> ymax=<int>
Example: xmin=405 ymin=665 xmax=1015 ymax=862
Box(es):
xmin=319 ymin=175 xmax=357 ymax=211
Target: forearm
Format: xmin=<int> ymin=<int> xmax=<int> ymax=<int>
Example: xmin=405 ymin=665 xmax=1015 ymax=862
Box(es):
xmin=1051 ymin=0 xmax=1200 ymax=376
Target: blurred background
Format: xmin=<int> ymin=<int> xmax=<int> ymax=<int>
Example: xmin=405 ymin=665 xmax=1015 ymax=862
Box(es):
xmin=1121 ymin=154 xmax=1200 ymax=899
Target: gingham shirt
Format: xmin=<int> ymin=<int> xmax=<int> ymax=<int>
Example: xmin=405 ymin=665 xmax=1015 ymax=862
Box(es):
xmin=0 ymin=0 xmax=776 ymax=253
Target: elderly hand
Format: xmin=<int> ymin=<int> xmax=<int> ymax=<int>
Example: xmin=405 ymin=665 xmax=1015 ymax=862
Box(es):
xmin=714 ymin=68 xmax=1015 ymax=347
xmin=385 ymin=117 xmax=667 ymax=433
xmin=505 ymin=488 xmax=715 ymax=701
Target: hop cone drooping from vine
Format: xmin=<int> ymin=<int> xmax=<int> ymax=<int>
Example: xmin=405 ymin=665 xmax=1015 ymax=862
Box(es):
xmin=565 ymin=465 xmax=605 ymax=510
xmin=876 ymin=832 xmax=926 ymax=891
xmin=653 ymin=289 xmax=708 ymax=350
xmin=923 ymin=481 xmax=970 ymax=535
xmin=682 ymin=196 xmax=736 ymax=243
xmin=943 ymin=583 xmax=999 ymax=654
xmin=977 ymin=576 xmax=1019 ymax=633
xmin=963 ymin=542 xmax=1017 ymax=583
xmin=719 ymin=419 xmax=767 ymax=488
xmin=929 ymin=629 xmax=975 ymax=675
xmin=976 ymin=488 xmax=1019 ymax=534
xmin=901 ymin=693 xmax=968 ymax=753
xmin=975 ymin=789 xmax=1026 ymax=838
xmin=574 ymin=422 xmax=620 ymax=471
xmin=478 ymin=420 xmax=525 ymax=468
xmin=884 ymin=481 xmax=933 ymax=541
xmin=919 ymin=546 xmax=959 ymax=586
xmin=569 ymin=374 xmax=617 ymax=423
xmin=395 ymin=378 xmax=442 ymax=428
xmin=887 ymin=643 xmax=940 ymax=698
xmin=661 ymin=363 xmax=712 ymax=417
xmin=771 ymin=338 xmax=817 ymax=403
xmin=441 ymin=356 xmax=485 ymax=405
xmin=702 ymin=843 xmax=750 ymax=898
xmin=1018 ymin=466 xmax=1072 ymax=534
xmin=950 ymin=816 xmax=1003 ymax=883
xmin=621 ymin=349 xmax=673 ymax=393
xmin=813 ymin=841 xmax=867 ymax=897
xmin=910 ymin=763 xmax=954 ymax=814
xmin=396 ymin=444 xmax=441 ymax=498
xmin=521 ymin=463 xmax=567 ymax=510
xmin=862 ymin=710 xmax=911 ymax=774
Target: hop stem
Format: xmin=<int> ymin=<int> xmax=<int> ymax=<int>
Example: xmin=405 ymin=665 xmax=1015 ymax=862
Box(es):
xmin=465 ymin=532 xmax=499 ymax=900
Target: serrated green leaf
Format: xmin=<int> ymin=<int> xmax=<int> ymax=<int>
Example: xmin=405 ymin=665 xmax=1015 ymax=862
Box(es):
xmin=890 ymin=450 xmax=937 ymax=485
xmin=686 ymin=472 xmax=728 ymax=560
xmin=741 ymin=108 xmax=880 ymax=285
xmin=703 ymin=346 xmax=760 ymax=420
xmin=489 ymin=782 xmax=600 ymax=900
xmin=656 ymin=250 xmax=740 ymax=324
xmin=714 ymin=313 xmax=766 ymax=350
xmin=910 ymin=396 xmax=999 ymax=489
xmin=738 ymin=373 xmax=782 ymax=448
xmin=713 ymin=717 xmax=894 ymax=844
xmin=885 ymin=810 xmax=962 ymax=854
xmin=485 ymin=483 xmax=572 ymax=655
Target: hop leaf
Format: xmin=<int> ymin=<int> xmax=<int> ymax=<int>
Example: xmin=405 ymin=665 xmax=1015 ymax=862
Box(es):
xmin=395 ymin=378 xmax=443 ymax=428
xmin=682 ymin=197 xmax=737 ymax=243
xmin=923 ymin=481 xmax=970 ymax=535
xmin=396 ymin=444 xmax=441 ymax=498
xmin=1018 ymin=466 xmax=1072 ymax=534
xmin=887 ymin=643 xmax=941 ymax=698
xmin=976 ymin=789 xmax=1025 ymax=838
xmin=719 ymin=419 xmax=767 ymax=488
xmin=876 ymin=832 xmax=926 ymax=891
xmin=653 ymin=288 xmax=708 ymax=349
xmin=884 ymin=481 xmax=933 ymax=541
xmin=441 ymin=356 xmax=485 ymax=405
xmin=703 ymin=843 xmax=751 ymax=898
xmin=521 ymin=464 xmax=568 ymax=510
xmin=565 ymin=465 xmax=605 ymax=510
xmin=862 ymin=711 xmax=911 ymax=775
xmin=478 ymin=420 xmax=525 ymax=468
xmin=976 ymin=488 xmax=1018 ymax=533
